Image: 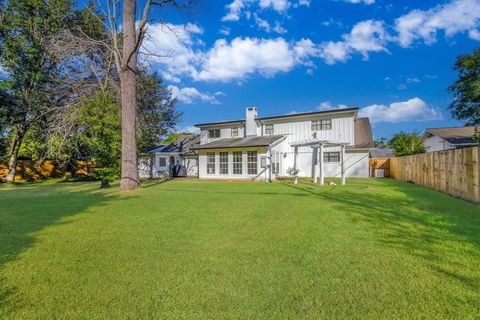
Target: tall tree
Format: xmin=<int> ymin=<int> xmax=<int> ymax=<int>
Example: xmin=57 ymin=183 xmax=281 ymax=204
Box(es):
xmin=389 ymin=132 xmax=425 ymax=156
xmin=105 ymin=0 xmax=194 ymax=191
xmin=449 ymin=48 xmax=480 ymax=126
xmin=0 ymin=0 xmax=75 ymax=182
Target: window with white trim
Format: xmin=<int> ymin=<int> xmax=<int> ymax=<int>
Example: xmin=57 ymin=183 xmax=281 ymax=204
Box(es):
xmin=265 ymin=124 xmax=274 ymax=135
xmin=324 ymin=152 xmax=340 ymax=163
xmin=208 ymin=129 xmax=220 ymax=138
xmin=207 ymin=153 xmax=215 ymax=174
xmin=219 ymin=152 xmax=228 ymax=175
xmin=233 ymin=152 xmax=242 ymax=175
xmin=158 ymin=157 xmax=166 ymax=168
xmin=231 ymin=128 xmax=238 ymax=137
xmin=311 ymin=119 xmax=332 ymax=131
xmin=247 ymin=151 xmax=258 ymax=175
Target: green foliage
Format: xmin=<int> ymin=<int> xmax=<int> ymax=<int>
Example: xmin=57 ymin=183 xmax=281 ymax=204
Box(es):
xmin=1 ymin=180 xmax=479 ymax=318
xmin=389 ymin=132 xmax=425 ymax=156
xmin=137 ymin=71 xmax=180 ymax=152
xmin=77 ymin=90 xmax=121 ymax=177
xmin=449 ymin=48 xmax=480 ymax=125
xmin=374 ymin=137 xmax=389 ymax=149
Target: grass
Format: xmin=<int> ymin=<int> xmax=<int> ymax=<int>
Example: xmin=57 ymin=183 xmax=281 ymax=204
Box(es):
xmin=0 ymin=178 xmax=479 ymax=319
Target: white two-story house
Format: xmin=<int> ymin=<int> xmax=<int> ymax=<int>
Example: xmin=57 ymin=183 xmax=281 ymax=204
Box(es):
xmin=191 ymin=107 xmax=373 ymax=181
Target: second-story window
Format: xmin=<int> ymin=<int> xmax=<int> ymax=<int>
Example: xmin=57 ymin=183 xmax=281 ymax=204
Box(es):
xmin=231 ymin=128 xmax=238 ymax=137
xmin=208 ymin=129 xmax=220 ymax=138
xmin=265 ymin=124 xmax=274 ymax=135
xmin=311 ymin=119 xmax=332 ymax=131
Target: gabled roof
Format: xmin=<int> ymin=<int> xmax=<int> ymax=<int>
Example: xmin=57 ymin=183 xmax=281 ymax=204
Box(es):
xmin=423 ymin=126 xmax=477 ymax=145
xmin=353 ymin=118 xmax=374 ymax=148
xmin=191 ymin=135 xmax=285 ymax=150
xmin=148 ymin=135 xmax=200 ymax=154
xmin=194 ymin=108 xmax=359 ymax=127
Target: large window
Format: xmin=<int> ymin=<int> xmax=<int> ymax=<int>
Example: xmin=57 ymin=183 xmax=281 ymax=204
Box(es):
xmin=324 ymin=152 xmax=340 ymax=163
xmin=207 ymin=153 xmax=215 ymax=174
xmin=231 ymin=128 xmax=238 ymax=138
xmin=265 ymin=124 xmax=274 ymax=135
xmin=247 ymin=151 xmax=258 ymax=175
xmin=208 ymin=129 xmax=220 ymax=138
xmin=233 ymin=152 xmax=242 ymax=175
xmin=311 ymin=119 xmax=332 ymax=131
xmin=219 ymin=152 xmax=228 ymax=175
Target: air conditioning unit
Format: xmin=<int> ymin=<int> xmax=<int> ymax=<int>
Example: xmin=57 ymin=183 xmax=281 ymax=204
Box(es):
xmin=374 ymin=168 xmax=385 ymax=178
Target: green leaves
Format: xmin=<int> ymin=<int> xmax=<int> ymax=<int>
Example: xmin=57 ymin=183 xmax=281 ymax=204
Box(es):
xmin=449 ymin=48 xmax=480 ymax=126
xmin=389 ymin=132 xmax=425 ymax=156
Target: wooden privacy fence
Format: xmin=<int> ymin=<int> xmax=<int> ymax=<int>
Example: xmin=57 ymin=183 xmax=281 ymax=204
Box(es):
xmin=389 ymin=146 xmax=480 ymax=203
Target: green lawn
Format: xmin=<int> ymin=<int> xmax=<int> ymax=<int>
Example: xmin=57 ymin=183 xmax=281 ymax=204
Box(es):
xmin=1 ymin=179 xmax=479 ymax=319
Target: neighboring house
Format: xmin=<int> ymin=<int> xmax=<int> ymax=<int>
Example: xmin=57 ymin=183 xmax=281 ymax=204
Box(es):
xmin=139 ymin=135 xmax=199 ymax=179
xmin=422 ymin=126 xmax=478 ymax=152
xmin=191 ymin=107 xmax=374 ymax=180
xmin=370 ymin=148 xmax=395 ymax=158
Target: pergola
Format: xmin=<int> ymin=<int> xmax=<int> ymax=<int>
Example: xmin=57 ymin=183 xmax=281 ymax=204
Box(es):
xmin=290 ymin=139 xmax=350 ymax=186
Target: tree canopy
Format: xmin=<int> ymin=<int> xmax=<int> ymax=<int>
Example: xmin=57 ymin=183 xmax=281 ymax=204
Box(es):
xmin=449 ymin=48 xmax=480 ymax=126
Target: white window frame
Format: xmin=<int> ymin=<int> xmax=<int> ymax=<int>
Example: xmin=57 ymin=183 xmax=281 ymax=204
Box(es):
xmin=324 ymin=151 xmax=340 ymax=163
xmin=231 ymin=128 xmax=238 ymax=138
xmin=265 ymin=124 xmax=274 ymax=135
xmin=311 ymin=119 xmax=332 ymax=131
xmin=158 ymin=157 xmax=167 ymax=169
xmin=247 ymin=151 xmax=258 ymax=175
xmin=207 ymin=153 xmax=215 ymax=174
xmin=208 ymin=129 xmax=220 ymax=138
xmin=219 ymin=152 xmax=228 ymax=175
xmin=233 ymin=151 xmax=242 ymax=175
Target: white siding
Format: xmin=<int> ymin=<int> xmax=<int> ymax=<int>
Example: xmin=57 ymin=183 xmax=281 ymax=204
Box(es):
xmin=424 ymin=135 xmax=454 ymax=152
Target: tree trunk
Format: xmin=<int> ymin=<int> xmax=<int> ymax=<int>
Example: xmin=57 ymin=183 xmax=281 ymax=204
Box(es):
xmin=6 ymin=126 xmax=26 ymax=183
xmin=120 ymin=0 xmax=140 ymax=191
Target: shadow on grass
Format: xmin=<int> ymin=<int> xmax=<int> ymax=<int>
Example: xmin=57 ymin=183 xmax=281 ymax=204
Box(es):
xmin=281 ymin=179 xmax=480 ymax=290
xmin=0 ymin=182 xmax=135 ymax=313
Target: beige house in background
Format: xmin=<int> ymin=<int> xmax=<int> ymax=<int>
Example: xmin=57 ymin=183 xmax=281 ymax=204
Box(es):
xmin=421 ymin=126 xmax=478 ymax=152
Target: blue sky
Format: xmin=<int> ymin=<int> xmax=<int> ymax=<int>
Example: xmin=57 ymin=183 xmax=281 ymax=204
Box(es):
xmin=99 ymin=0 xmax=480 ymax=139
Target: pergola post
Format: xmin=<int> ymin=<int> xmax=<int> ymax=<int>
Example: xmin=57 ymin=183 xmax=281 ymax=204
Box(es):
xmin=312 ymin=147 xmax=318 ymax=183
xmin=293 ymin=146 xmax=298 ymax=184
xmin=341 ymin=144 xmax=345 ymax=186
xmin=319 ymin=144 xmax=324 ymax=186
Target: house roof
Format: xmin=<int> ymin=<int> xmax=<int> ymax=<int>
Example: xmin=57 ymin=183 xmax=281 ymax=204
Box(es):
xmin=148 ymin=135 xmax=200 ymax=154
xmin=191 ymin=135 xmax=285 ymax=150
xmin=370 ymin=148 xmax=395 ymax=158
xmin=352 ymin=118 xmax=374 ymax=149
xmin=423 ymin=126 xmax=477 ymax=145
xmin=194 ymin=107 xmax=359 ymax=127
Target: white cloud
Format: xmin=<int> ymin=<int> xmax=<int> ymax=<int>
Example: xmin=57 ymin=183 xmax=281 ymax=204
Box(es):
xmin=196 ymin=37 xmax=317 ymax=82
xmin=142 ymin=23 xmax=204 ymax=81
xmin=359 ymin=97 xmax=443 ymax=123
xmin=395 ymin=0 xmax=480 ymax=47
xmin=254 ymin=13 xmax=287 ymax=34
xmin=320 ymin=20 xmax=389 ymax=64
xmin=178 ymin=126 xmax=201 ymax=134
xmin=317 ymin=101 xmax=352 ymax=111
xmin=342 ymin=0 xmax=375 ymax=4
xmin=406 ymin=76 xmax=420 ymax=83
xmin=222 ymin=0 xmax=308 ymax=22
xmin=168 ymin=86 xmax=220 ymax=105
xmin=219 ymin=26 xmax=231 ymax=35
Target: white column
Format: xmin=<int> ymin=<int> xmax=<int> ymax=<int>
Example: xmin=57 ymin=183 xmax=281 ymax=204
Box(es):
xmin=293 ymin=146 xmax=298 ymax=184
xmin=312 ymin=147 xmax=318 ymax=183
xmin=341 ymin=144 xmax=346 ymax=186
xmin=319 ymin=144 xmax=324 ymax=186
